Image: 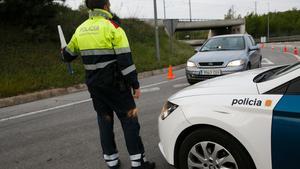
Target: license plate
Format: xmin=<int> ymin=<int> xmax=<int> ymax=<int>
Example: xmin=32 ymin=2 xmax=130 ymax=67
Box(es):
xmin=199 ymin=69 xmax=221 ymax=75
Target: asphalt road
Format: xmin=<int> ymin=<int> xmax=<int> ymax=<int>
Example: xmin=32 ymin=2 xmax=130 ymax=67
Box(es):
xmin=0 ymin=48 xmax=299 ymax=169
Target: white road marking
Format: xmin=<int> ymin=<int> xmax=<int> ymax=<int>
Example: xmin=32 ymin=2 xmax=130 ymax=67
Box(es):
xmin=264 ymin=45 xmax=300 ymax=61
xmin=0 ymin=76 xmax=186 ymax=123
xmin=286 ymin=52 xmax=300 ymax=61
xmin=262 ymin=58 xmax=274 ymax=65
xmin=173 ymin=83 xmax=190 ymax=88
xmin=140 ymin=76 xmax=186 ymax=89
xmin=141 ymin=87 xmax=160 ymax=93
xmin=0 ymin=99 xmax=92 ymax=123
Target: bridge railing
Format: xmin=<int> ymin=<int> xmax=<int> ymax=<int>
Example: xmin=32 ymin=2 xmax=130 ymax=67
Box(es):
xmin=178 ymin=19 xmax=219 ymax=22
xmin=139 ymin=18 xmax=219 ymax=22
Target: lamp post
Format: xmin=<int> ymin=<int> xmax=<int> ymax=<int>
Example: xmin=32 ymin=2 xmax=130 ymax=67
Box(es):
xmin=153 ymin=0 xmax=161 ymax=62
xmin=267 ymin=2 xmax=270 ymax=42
xmin=189 ymin=0 xmax=192 ymax=21
xmin=255 ymin=0 xmax=257 ymax=15
xmin=163 ymin=0 xmax=166 ymax=19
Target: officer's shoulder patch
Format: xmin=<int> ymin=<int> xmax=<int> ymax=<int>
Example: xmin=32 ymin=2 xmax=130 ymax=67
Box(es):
xmin=109 ymin=20 xmax=120 ymax=29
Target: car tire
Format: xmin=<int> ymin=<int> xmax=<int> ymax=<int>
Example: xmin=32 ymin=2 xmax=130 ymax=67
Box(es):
xmin=246 ymin=64 xmax=251 ymax=70
xmin=258 ymin=57 xmax=262 ymax=68
xmin=178 ymin=128 xmax=256 ymax=169
xmin=187 ymin=79 xmax=196 ymax=85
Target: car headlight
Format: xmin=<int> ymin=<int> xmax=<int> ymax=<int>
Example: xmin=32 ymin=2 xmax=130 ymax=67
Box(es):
xmin=161 ymin=101 xmax=179 ymax=120
xmin=227 ymin=60 xmax=245 ymax=67
xmin=187 ymin=61 xmax=197 ymax=67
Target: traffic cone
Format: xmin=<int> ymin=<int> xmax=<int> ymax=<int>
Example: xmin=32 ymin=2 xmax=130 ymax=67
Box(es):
xmin=294 ymin=47 xmax=299 ymax=55
xmin=167 ymin=65 xmax=175 ymax=80
xmin=284 ymin=46 xmax=287 ymax=53
xmin=272 ymin=46 xmax=274 ymax=52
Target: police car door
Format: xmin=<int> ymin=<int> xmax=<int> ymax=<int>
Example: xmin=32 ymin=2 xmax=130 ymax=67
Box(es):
xmin=271 ymin=77 xmax=300 ymax=169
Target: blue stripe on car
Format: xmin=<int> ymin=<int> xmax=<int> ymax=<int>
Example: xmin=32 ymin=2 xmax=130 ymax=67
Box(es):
xmin=272 ymin=95 xmax=300 ymax=169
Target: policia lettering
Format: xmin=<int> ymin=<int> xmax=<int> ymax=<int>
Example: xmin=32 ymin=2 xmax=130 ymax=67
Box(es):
xmin=231 ymin=98 xmax=273 ymax=107
xmin=232 ymin=98 xmax=263 ymax=106
xmin=62 ymin=1 xmax=155 ymax=169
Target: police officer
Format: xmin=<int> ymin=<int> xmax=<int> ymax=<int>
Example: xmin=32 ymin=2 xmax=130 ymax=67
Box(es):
xmin=62 ymin=0 xmax=155 ymax=168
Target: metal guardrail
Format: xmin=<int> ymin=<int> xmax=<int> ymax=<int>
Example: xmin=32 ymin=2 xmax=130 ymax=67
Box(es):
xmin=183 ymin=35 xmax=300 ymax=46
xmin=269 ymin=35 xmax=300 ymax=42
xmin=255 ymin=35 xmax=300 ymax=43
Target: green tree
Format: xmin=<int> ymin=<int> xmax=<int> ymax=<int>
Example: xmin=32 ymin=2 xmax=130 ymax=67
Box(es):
xmin=246 ymin=9 xmax=300 ymax=38
xmin=0 ymin=0 xmax=65 ymax=26
xmin=79 ymin=3 xmax=88 ymax=13
xmin=0 ymin=0 xmax=66 ymax=41
xmin=224 ymin=6 xmax=241 ymax=20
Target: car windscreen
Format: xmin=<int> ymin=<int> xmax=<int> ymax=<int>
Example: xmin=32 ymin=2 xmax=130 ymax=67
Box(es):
xmin=200 ymin=36 xmax=245 ymax=52
xmin=254 ymin=62 xmax=300 ymax=83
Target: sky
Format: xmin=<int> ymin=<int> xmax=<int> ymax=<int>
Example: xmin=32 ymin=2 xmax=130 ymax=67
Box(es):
xmin=65 ymin=0 xmax=300 ymax=19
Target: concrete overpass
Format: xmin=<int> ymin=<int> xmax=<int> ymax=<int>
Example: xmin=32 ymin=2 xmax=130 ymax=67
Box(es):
xmin=177 ymin=19 xmax=245 ymax=36
xmin=143 ymin=18 xmax=246 ymax=38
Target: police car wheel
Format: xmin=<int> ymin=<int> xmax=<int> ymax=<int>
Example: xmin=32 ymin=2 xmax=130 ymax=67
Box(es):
xmin=178 ymin=128 xmax=256 ymax=169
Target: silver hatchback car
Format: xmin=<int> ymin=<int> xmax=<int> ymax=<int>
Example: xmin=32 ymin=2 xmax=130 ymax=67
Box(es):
xmin=186 ymin=34 xmax=262 ymax=84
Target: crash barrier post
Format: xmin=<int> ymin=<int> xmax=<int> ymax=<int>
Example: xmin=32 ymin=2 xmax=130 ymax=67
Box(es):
xmin=284 ymin=46 xmax=288 ymax=53
xmin=294 ymin=47 xmax=299 ymax=55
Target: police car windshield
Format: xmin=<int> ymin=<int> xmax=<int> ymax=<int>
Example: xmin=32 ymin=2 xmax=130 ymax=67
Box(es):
xmin=254 ymin=62 xmax=300 ymax=83
xmin=269 ymin=62 xmax=300 ymax=79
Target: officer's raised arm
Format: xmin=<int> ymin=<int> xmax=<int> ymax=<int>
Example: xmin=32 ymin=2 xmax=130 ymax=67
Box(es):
xmin=62 ymin=34 xmax=80 ymax=62
xmin=111 ymin=23 xmax=140 ymax=90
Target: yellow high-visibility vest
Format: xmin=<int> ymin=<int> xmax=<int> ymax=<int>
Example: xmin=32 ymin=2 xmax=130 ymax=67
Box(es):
xmin=63 ymin=9 xmax=139 ymax=89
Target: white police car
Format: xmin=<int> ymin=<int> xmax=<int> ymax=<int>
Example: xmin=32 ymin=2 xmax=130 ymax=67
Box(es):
xmin=159 ymin=62 xmax=300 ymax=169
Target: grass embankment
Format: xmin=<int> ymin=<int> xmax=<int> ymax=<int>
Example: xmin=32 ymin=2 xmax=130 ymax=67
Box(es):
xmin=0 ymin=10 xmax=193 ymax=98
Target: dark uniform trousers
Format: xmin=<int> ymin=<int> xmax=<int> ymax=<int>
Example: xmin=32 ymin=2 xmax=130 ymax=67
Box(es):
xmin=88 ymin=83 xmax=146 ymax=169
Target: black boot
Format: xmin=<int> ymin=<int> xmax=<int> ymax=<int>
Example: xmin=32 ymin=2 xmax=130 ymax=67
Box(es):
xmin=131 ymin=161 xmax=155 ymax=169
xmin=142 ymin=161 xmax=155 ymax=169
xmin=109 ymin=160 xmax=121 ymax=169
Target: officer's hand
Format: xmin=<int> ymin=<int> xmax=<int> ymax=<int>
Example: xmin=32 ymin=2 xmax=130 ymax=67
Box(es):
xmin=128 ymin=108 xmax=139 ymax=118
xmin=60 ymin=47 xmax=66 ymax=62
xmin=133 ymin=88 xmax=141 ymax=99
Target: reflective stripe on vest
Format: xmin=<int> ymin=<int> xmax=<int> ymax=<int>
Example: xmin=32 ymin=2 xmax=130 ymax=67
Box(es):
xmin=122 ymin=64 xmax=136 ymax=75
xmin=114 ymin=47 xmax=131 ymax=55
xmin=84 ymin=60 xmax=116 ymax=70
xmin=81 ymin=49 xmax=115 ymax=56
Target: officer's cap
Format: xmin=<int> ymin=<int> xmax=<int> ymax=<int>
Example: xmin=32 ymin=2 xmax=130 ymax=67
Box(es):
xmin=85 ymin=0 xmax=109 ymax=10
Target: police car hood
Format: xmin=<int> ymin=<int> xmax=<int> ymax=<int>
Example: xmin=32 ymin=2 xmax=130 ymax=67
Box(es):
xmin=170 ymin=67 xmax=272 ymax=100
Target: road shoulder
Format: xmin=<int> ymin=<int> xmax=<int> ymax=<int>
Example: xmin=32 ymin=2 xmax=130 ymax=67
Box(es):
xmin=0 ymin=64 xmax=186 ymax=108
